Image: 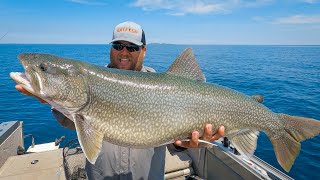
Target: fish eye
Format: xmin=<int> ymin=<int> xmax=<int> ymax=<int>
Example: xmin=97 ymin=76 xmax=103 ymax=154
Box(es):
xmin=39 ymin=63 xmax=48 ymax=72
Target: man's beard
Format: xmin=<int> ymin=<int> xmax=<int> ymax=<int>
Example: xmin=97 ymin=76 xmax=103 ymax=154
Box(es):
xmin=109 ymin=53 xmax=142 ymax=71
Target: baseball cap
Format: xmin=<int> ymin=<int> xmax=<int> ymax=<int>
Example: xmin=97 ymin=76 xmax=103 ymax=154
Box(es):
xmin=110 ymin=21 xmax=146 ymax=46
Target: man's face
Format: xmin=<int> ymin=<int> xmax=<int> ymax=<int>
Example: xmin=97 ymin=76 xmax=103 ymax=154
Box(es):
xmin=109 ymin=40 xmax=146 ymax=71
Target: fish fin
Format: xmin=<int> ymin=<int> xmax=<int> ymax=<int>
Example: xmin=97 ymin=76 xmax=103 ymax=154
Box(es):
xmin=73 ymin=114 xmax=103 ymax=164
xmin=166 ymin=48 xmax=206 ymax=82
xmin=228 ymin=130 xmax=259 ymax=158
xmin=251 ymin=95 xmax=264 ymax=103
xmin=270 ymin=114 xmax=320 ymax=172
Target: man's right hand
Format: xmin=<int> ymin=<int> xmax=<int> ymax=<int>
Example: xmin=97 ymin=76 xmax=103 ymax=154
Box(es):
xmin=15 ymin=84 xmax=47 ymax=104
xmin=174 ymin=124 xmax=225 ymax=148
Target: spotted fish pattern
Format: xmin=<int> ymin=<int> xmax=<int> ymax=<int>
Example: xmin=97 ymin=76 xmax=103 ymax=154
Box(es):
xmin=10 ymin=48 xmax=320 ymax=172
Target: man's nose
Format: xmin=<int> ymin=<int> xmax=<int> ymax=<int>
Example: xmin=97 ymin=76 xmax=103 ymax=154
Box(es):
xmin=120 ymin=46 xmax=130 ymax=54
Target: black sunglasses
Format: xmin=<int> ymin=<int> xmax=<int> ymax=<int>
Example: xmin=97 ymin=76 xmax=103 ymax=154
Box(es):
xmin=112 ymin=43 xmax=142 ymax=52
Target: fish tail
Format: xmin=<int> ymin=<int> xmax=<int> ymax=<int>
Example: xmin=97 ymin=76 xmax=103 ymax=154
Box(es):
xmin=270 ymin=113 xmax=320 ymax=172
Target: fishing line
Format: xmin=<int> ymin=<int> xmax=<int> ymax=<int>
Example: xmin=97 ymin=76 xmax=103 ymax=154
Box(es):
xmin=0 ymin=30 xmax=9 ymax=41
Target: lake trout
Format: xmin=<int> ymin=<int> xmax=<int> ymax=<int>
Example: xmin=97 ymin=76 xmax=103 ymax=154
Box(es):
xmin=10 ymin=48 xmax=320 ymax=172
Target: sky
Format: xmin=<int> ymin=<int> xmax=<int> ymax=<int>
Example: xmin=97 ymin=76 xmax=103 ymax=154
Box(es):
xmin=0 ymin=0 xmax=320 ymax=45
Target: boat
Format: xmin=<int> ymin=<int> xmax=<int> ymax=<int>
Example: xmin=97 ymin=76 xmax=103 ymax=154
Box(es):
xmin=0 ymin=121 xmax=293 ymax=180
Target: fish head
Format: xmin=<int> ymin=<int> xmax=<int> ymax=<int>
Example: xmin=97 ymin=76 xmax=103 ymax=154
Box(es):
xmin=11 ymin=53 xmax=89 ymax=112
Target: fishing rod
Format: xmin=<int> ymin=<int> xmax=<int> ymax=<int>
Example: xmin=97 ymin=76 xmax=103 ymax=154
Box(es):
xmin=0 ymin=30 xmax=9 ymax=41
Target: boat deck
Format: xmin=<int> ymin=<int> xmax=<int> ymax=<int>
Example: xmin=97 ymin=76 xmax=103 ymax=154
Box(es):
xmin=0 ymin=149 xmax=65 ymax=180
xmin=0 ymin=121 xmax=293 ymax=180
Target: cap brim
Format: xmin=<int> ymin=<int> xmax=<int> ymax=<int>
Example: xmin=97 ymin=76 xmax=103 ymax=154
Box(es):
xmin=110 ymin=38 xmax=143 ymax=46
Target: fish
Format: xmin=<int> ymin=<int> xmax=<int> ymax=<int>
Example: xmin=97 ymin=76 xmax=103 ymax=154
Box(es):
xmin=10 ymin=48 xmax=320 ymax=172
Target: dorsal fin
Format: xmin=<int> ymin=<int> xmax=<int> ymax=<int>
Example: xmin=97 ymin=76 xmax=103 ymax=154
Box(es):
xmin=166 ymin=48 xmax=206 ymax=82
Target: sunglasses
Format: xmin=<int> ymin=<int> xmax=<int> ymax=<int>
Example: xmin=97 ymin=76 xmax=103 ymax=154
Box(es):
xmin=112 ymin=43 xmax=142 ymax=52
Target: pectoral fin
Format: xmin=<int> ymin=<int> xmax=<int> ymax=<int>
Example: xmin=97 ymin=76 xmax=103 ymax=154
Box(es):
xmin=73 ymin=114 xmax=103 ymax=164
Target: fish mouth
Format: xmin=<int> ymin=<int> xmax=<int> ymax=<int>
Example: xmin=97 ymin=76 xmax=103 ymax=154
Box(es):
xmin=11 ymin=53 xmax=44 ymax=97
xmin=10 ymin=71 xmax=38 ymax=96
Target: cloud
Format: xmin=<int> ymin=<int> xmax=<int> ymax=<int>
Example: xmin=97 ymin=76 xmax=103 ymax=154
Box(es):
xmin=273 ymin=14 xmax=320 ymax=24
xmin=167 ymin=12 xmax=185 ymax=16
xmin=252 ymin=16 xmax=267 ymax=22
xmin=299 ymin=0 xmax=320 ymax=3
xmin=67 ymin=0 xmax=107 ymax=6
xmin=241 ymin=0 xmax=274 ymax=8
xmin=132 ymin=0 xmax=232 ymax=15
xmin=132 ymin=0 xmax=279 ymax=16
xmin=183 ymin=3 xmax=224 ymax=14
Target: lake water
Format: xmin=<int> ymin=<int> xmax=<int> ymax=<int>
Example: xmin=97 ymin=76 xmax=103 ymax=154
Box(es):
xmin=0 ymin=44 xmax=319 ymax=179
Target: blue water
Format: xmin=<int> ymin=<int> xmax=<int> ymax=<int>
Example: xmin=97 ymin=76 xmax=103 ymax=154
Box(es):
xmin=0 ymin=44 xmax=319 ymax=179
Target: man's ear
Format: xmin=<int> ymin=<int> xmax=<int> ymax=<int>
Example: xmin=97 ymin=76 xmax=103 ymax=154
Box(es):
xmin=143 ymin=46 xmax=146 ymax=57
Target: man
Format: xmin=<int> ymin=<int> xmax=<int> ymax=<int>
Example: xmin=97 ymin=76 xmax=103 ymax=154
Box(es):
xmin=15 ymin=21 xmax=225 ymax=179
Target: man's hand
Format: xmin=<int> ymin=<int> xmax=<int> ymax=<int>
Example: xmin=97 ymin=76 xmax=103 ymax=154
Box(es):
xmin=174 ymin=124 xmax=225 ymax=148
xmin=15 ymin=84 xmax=47 ymax=104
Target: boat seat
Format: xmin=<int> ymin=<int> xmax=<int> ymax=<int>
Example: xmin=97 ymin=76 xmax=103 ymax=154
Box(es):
xmin=26 ymin=142 xmax=59 ymax=153
xmin=164 ymin=147 xmax=194 ymax=180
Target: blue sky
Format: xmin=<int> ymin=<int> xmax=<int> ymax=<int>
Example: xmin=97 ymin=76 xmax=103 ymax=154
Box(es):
xmin=0 ymin=0 xmax=319 ymax=45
